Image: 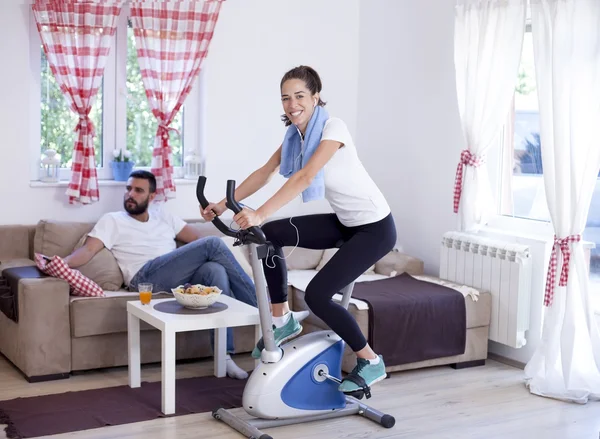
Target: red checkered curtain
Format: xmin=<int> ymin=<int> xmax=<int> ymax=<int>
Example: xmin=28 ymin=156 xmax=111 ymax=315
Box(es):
xmin=32 ymin=0 xmax=124 ymax=205
xmin=130 ymin=0 xmax=225 ymax=201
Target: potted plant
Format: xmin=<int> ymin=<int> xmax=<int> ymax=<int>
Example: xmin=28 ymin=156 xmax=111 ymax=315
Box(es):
xmin=110 ymin=150 xmax=134 ymax=181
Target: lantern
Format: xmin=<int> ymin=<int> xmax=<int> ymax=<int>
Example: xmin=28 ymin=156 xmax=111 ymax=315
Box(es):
xmin=184 ymin=152 xmax=204 ymax=180
xmin=41 ymin=149 xmax=61 ymax=182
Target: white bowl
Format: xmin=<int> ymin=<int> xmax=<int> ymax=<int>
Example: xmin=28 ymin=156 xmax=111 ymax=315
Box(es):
xmin=171 ymin=284 xmax=222 ymax=309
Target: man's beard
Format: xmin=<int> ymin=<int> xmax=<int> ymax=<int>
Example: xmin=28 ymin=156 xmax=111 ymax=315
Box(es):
xmin=124 ymin=197 xmax=149 ymax=215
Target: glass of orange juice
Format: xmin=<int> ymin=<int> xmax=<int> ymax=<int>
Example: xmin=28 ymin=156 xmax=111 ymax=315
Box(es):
xmin=138 ymin=283 xmax=153 ymax=305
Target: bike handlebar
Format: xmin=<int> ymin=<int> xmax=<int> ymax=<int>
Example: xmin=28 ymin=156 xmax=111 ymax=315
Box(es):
xmin=196 ymin=176 xmax=268 ymax=245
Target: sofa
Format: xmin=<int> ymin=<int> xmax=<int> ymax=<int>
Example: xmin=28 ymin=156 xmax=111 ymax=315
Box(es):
xmin=0 ymin=218 xmax=491 ymax=382
xmin=279 ymin=247 xmax=492 ymax=374
xmin=0 ymin=219 xmax=258 ymax=382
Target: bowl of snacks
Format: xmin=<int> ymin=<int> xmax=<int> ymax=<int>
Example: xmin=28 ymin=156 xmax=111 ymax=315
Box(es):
xmin=171 ymin=283 xmax=222 ymax=309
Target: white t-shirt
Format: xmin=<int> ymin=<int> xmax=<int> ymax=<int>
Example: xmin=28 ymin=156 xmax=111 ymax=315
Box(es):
xmin=88 ymin=207 xmax=187 ymax=286
xmin=318 ymin=117 xmax=391 ymax=227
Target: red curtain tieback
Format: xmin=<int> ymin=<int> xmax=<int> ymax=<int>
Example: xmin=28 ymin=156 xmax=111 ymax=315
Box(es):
xmin=453 ymin=149 xmax=485 ymax=214
xmin=544 ymin=234 xmax=581 ymax=307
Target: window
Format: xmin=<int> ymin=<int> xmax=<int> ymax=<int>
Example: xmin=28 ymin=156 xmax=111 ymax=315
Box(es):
xmin=499 ymin=25 xmax=600 ymax=305
xmin=33 ymin=7 xmax=203 ymax=181
xmin=125 ymin=18 xmax=183 ymax=168
xmin=40 ymin=50 xmax=104 ymax=168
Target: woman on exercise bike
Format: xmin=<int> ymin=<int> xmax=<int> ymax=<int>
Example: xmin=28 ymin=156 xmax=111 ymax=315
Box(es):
xmin=201 ymin=65 xmax=396 ymax=394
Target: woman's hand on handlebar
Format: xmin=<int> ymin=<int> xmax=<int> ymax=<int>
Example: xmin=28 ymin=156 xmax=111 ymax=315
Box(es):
xmin=233 ymin=207 xmax=264 ymax=230
xmin=200 ymin=201 xmax=227 ymax=222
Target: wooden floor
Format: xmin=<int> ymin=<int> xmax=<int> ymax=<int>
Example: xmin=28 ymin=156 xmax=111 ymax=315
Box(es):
xmin=1 ymin=354 xmax=598 ymax=439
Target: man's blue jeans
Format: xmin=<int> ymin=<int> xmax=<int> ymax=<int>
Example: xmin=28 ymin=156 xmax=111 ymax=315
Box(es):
xmin=129 ymin=236 xmax=257 ymax=353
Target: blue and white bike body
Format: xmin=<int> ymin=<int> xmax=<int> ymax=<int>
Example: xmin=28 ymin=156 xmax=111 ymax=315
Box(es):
xmin=244 ymin=331 xmax=345 ymax=419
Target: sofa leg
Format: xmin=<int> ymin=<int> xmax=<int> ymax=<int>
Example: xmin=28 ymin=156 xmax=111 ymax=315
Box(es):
xmin=449 ymin=359 xmax=485 ymax=370
xmin=25 ymin=372 xmax=70 ymax=383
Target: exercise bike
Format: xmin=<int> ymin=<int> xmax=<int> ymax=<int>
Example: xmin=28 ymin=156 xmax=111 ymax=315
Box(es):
xmin=197 ymin=176 xmax=395 ymax=439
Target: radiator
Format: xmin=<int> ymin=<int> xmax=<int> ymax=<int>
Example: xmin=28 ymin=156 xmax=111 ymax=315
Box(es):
xmin=439 ymin=231 xmax=532 ymax=349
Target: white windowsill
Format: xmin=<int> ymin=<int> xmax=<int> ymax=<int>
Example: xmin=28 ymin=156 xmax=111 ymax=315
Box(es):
xmin=30 ymin=178 xmax=199 ymax=188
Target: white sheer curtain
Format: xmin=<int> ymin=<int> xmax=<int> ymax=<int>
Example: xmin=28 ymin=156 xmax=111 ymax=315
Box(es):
xmin=453 ymin=0 xmax=526 ymax=231
xmin=524 ymin=0 xmax=600 ymax=403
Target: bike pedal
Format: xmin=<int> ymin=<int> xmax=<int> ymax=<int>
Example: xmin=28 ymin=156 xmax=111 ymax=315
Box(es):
xmin=343 ymin=383 xmax=372 ymax=399
xmin=345 ymin=390 xmax=365 ymax=400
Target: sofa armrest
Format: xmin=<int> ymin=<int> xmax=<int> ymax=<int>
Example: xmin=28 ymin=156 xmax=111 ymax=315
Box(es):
xmin=0 ymin=273 xmax=71 ymax=380
xmin=0 ymin=258 xmax=37 ymax=274
xmin=375 ymin=250 xmax=424 ymax=276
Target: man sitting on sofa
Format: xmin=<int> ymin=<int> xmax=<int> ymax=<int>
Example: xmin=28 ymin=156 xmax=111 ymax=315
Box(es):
xmin=62 ymin=170 xmax=255 ymax=379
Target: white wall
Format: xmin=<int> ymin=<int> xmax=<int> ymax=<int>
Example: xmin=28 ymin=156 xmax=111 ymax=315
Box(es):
xmin=357 ymin=0 xmax=464 ymax=275
xmin=1 ymin=0 xmax=559 ymax=366
xmin=0 ymin=0 xmax=359 ymax=225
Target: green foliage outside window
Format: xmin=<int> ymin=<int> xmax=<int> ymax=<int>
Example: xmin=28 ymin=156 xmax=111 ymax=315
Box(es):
xmin=40 ymin=48 xmax=103 ymax=168
xmin=125 ymin=25 xmax=183 ymax=167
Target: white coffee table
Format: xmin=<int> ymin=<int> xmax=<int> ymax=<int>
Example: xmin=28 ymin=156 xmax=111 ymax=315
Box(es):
xmin=127 ymin=295 xmax=260 ymax=415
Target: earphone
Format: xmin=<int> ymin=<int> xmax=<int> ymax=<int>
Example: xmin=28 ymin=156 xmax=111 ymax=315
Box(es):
xmin=265 ymin=217 xmax=300 ymax=268
xmin=228 ymin=209 xmax=301 ymax=269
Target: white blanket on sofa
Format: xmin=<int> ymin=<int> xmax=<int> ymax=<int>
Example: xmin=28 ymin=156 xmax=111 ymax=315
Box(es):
xmin=287 ymin=270 xmax=388 ymax=311
xmin=411 ymin=275 xmax=480 ymax=302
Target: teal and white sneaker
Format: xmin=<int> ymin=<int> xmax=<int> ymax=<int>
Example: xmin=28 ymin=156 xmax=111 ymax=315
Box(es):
xmin=251 ymin=313 xmax=303 ymax=359
xmin=338 ymin=355 xmax=386 ymax=397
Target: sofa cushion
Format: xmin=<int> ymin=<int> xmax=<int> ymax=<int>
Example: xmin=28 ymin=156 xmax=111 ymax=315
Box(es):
xmin=221 ymin=236 xmax=253 ymax=277
xmin=34 ymin=220 xmax=94 ymax=258
xmin=316 ymin=248 xmax=376 ymax=274
xmin=186 ymin=220 xmax=225 ymax=238
xmin=73 ymin=234 xmax=124 ymax=291
xmin=179 ymin=222 xmax=254 ymax=277
xmin=283 ymin=247 xmax=324 ymax=270
xmin=70 ymin=291 xmax=173 ymax=337
xmin=0 ymin=225 xmax=35 ymax=260
xmin=374 ymin=249 xmax=424 ymax=276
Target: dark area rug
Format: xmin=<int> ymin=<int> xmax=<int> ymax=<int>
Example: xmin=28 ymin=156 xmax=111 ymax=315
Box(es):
xmin=0 ymin=375 xmax=245 ymax=438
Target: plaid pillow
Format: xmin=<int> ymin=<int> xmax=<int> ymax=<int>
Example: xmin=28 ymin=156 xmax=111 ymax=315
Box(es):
xmin=34 ymin=253 xmax=105 ymax=298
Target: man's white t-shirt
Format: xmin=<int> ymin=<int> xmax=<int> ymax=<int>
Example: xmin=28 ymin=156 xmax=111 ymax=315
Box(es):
xmin=88 ymin=207 xmax=187 ymax=286
xmin=318 ymin=117 xmax=391 ymax=227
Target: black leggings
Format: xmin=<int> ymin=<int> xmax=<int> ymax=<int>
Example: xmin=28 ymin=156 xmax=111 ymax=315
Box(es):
xmin=262 ymin=213 xmax=397 ymax=352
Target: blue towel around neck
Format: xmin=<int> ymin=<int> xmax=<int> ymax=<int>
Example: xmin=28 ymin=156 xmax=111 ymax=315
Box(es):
xmin=279 ymin=106 xmax=329 ymax=202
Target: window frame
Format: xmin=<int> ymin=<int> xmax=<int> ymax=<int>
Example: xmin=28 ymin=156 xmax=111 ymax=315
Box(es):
xmin=488 ymin=18 xmax=598 ymax=310
xmin=487 ymin=17 xmax=545 ymax=235
xmin=490 ymin=19 xmax=566 ymax=235
xmin=30 ymin=5 xmax=206 ymax=182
